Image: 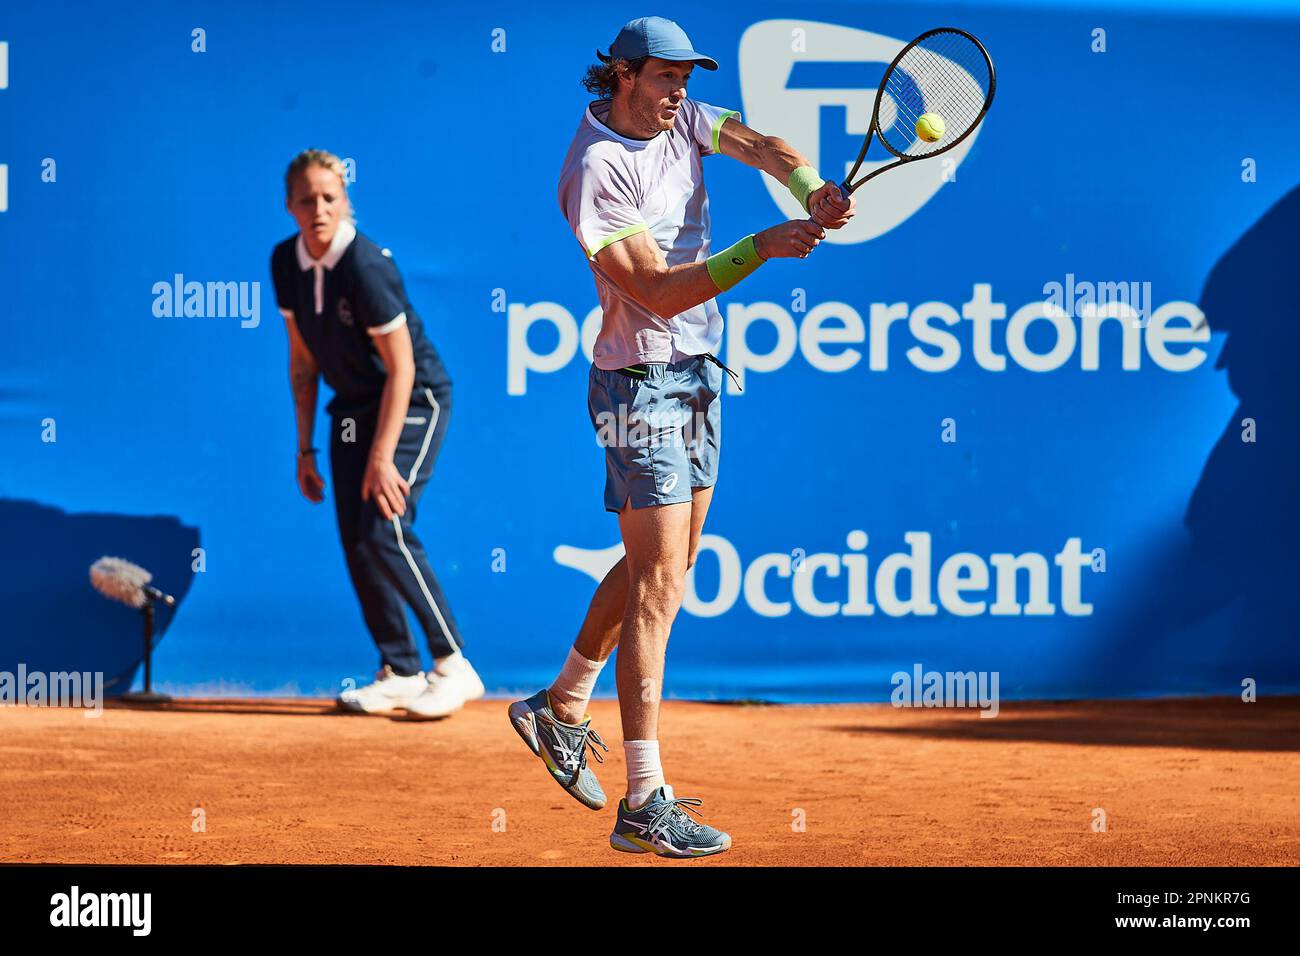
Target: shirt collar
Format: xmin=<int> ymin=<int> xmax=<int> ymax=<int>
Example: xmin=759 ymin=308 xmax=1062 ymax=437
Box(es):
xmin=296 ymin=218 xmax=357 ymax=272
xmin=585 ymin=100 xmax=663 ymax=150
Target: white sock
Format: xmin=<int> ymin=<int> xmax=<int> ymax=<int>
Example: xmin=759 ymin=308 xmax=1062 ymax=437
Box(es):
xmin=624 ymin=740 xmax=665 ymax=809
xmin=549 ymin=647 xmax=605 ymax=719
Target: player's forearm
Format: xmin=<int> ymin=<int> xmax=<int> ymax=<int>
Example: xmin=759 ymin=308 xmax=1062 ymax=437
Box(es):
xmin=369 ymin=362 xmax=414 ymax=462
xmin=718 ymin=120 xmax=826 ymax=212
xmin=638 ymin=259 xmax=733 ymax=320
xmin=727 ymin=130 xmax=811 ymax=187
xmin=289 ymin=360 xmax=319 ymax=452
xmin=762 ymin=138 xmax=813 ymax=187
xmin=610 ymin=230 xmax=781 ymax=320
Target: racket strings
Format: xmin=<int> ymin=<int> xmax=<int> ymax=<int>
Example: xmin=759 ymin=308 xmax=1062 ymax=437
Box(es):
xmin=899 ymin=53 xmax=986 ymax=129
xmin=878 ymin=32 xmax=993 ymax=159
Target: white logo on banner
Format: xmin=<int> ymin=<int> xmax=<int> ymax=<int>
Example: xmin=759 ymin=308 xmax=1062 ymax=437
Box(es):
xmin=553 ymin=533 xmax=1097 ymax=619
xmin=738 ymin=20 xmax=983 ymax=243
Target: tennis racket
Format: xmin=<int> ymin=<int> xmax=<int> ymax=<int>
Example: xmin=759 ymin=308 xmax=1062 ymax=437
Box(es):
xmin=834 ymin=27 xmax=995 ymax=199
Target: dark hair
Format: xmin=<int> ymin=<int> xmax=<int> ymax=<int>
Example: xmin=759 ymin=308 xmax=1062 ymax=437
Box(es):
xmin=581 ymin=52 xmax=648 ymax=97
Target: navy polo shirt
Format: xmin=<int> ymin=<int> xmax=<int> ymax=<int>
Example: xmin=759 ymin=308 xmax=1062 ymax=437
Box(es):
xmin=270 ymin=220 xmax=451 ymax=416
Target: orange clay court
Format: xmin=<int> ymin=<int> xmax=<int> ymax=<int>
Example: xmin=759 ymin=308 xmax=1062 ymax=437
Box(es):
xmin=1 ymin=696 xmax=1296 ymax=866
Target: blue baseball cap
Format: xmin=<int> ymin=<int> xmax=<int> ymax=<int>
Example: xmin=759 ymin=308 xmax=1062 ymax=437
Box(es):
xmin=604 ymin=16 xmax=718 ymax=71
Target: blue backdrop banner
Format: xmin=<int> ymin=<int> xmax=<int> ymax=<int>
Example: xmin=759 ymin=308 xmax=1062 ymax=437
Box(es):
xmin=2 ymin=0 xmax=1298 ymax=701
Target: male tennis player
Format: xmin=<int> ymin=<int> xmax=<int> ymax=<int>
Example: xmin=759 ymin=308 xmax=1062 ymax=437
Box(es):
xmin=508 ymin=17 xmax=854 ymax=857
xmin=271 ymin=149 xmax=485 ymax=720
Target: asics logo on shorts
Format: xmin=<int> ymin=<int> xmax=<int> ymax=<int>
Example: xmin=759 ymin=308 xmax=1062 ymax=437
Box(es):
xmin=662 ymin=473 xmax=680 ymax=493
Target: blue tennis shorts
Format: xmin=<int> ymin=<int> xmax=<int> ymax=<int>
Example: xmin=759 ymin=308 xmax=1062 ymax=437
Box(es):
xmin=587 ymin=354 xmax=723 ymax=513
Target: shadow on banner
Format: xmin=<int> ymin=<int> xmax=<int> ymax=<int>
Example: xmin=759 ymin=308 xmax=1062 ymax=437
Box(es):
xmin=0 ymin=499 xmax=198 ymax=697
xmin=1089 ymin=185 xmax=1300 ymax=694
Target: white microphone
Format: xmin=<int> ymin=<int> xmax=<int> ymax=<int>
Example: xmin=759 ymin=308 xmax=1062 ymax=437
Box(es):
xmin=90 ymin=556 xmax=176 ymax=609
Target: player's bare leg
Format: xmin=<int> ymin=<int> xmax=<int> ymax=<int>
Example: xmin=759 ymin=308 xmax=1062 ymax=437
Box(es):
xmin=614 ymin=497 xmax=693 ymax=742
xmin=546 ymin=557 xmax=627 ymax=724
xmin=685 ymin=483 xmax=714 ymax=574
xmin=550 ymin=485 xmax=714 ymax=724
xmin=608 ymin=485 xmax=731 ymax=856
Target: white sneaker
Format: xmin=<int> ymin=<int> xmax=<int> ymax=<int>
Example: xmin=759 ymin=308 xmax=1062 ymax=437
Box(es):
xmin=404 ymin=656 xmax=486 ymax=719
xmin=337 ymin=665 xmax=428 ymax=714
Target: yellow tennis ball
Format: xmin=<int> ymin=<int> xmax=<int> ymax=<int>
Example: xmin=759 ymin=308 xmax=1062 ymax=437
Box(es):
xmin=916 ymin=112 xmax=946 ymax=143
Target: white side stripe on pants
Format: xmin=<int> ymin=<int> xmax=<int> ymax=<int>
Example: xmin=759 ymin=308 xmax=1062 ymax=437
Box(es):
xmin=407 ymin=387 xmax=440 ymax=484
xmin=390 ymin=387 xmax=459 ymax=653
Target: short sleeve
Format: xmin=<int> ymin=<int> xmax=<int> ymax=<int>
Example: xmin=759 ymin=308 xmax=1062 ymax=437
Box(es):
xmin=685 ymin=99 xmax=741 ymax=157
xmin=270 ymin=244 xmax=292 ymax=311
xmin=561 ymin=156 xmax=647 ymax=260
xmin=352 ymin=250 xmax=409 ymax=335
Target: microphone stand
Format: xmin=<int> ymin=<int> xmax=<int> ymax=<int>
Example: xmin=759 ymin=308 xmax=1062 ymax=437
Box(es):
xmin=121 ymin=587 xmax=175 ymax=704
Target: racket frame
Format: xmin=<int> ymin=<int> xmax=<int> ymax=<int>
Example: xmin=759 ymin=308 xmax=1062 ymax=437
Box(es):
xmin=838 ymin=26 xmax=997 ymax=197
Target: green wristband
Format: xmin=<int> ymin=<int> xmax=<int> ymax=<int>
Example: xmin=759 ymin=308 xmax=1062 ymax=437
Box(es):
xmin=706 ymin=235 xmax=764 ymax=292
xmin=787 ymin=165 xmax=825 ymax=213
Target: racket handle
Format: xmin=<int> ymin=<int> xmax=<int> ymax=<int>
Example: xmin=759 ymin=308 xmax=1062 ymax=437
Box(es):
xmin=805 ymin=180 xmax=856 ymax=234
xmin=806 ymin=181 xmax=854 ymax=220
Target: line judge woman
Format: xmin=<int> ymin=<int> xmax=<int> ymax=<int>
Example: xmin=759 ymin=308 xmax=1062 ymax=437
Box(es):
xmin=270 ymin=148 xmax=483 ymax=719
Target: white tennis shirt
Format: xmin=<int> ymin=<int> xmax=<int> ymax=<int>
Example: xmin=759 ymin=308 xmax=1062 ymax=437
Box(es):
xmin=558 ymin=97 xmax=739 ymax=369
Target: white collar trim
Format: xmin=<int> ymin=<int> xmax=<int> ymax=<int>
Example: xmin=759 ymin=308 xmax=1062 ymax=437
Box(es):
xmin=296 ymin=218 xmax=357 ymax=272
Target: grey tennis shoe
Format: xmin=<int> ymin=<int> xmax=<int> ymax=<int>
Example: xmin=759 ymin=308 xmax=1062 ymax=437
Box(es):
xmin=609 ymin=785 xmax=732 ymax=858
xmin=508 ymin=690 xmax=609 ymax=810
